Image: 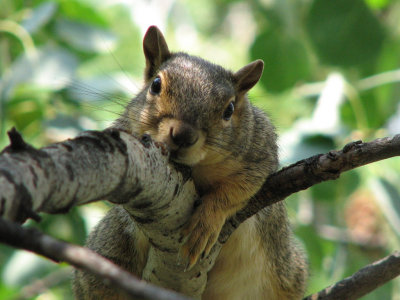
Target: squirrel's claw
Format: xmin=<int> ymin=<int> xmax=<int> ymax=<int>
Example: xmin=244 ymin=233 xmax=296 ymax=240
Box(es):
xmin=180 ymin=204 xmax=225 ymax=270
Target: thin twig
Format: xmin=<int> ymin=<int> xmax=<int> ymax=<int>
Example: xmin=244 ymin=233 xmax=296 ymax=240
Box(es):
xmin=13 ymin=267 xmax=72 ymax=300
xmin=303 ymin=251 xmax=400 ymax=300
xmin=356 ymin=69 xmax=400 ymax=91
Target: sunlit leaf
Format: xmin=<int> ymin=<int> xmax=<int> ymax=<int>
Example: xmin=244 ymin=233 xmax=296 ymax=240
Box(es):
xmin=365 ymin=0 xmax=390 ymax=9
xmin=58 ymin=0 xmax=108 ymax=27
xmin=7 ymin=97 xmax=44 ymax=130
xmin=312 ymin=170 xmax=360 ymax=203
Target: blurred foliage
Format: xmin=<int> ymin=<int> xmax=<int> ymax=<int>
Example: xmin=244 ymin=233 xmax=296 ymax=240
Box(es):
xmin=1 ymin=0 xmax=400 ymax=299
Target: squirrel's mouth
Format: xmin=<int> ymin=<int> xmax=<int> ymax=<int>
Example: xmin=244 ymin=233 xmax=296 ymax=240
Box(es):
xmin=169 ymin=150 xmax=180 ymax=162
xmin=145 ymin=126 xmax=207 ymax=166
xmin=169 ymin=147 xmax=207 ymax=167
xmin=169 ymin=149 xmax=193 ymax=166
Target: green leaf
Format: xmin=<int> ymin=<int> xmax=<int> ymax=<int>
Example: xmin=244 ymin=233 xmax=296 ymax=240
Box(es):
xmin=0 ymin=282 xmax=18 ymax=299
xmin=7 ymin=98 xmax=44 ymax=130
xmin=32 ymin=208 xmax=87 ymax=244
xmin=251 ymin=29 xmax=310 ymax=93
xmin=365 ymin=0 xmax=390 ymax=9
xmin=296 ymin=225 xmax=336 ymax=272
xmin=311 ymin=170 xmax=360 ymax=203
xmin=306 ymin=0 xmax=385 ymax=67
xmin=58 ymin=0 xmax=108 ymax=27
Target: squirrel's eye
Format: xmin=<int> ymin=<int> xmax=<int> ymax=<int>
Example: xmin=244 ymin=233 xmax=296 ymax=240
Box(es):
xmin=150 ymin=76 xmax=162 ymax=95
xmin=223 ymin=102 xmax=235 ymax=121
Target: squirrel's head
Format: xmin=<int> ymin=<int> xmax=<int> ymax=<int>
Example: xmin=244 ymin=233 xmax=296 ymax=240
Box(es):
xmin=127 ymin=26 xmax=264 ymax=166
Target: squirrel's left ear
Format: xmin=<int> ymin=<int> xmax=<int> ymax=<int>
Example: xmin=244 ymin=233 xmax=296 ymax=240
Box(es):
xmin=143 ymin=26 xmax=171 ymax=81
xmin=233 ymin=59 xmax=264 ymax=95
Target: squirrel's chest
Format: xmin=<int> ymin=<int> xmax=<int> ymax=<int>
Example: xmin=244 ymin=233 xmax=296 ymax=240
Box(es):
xmin=202 ymin=216 xmax=273 ymax=300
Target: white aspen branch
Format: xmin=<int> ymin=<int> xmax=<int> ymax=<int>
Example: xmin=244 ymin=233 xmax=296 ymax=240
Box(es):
xmin=0 ymin=128 xmax=174 ymax=221
xmin=0 ymin=128 xmax=210 ymax=297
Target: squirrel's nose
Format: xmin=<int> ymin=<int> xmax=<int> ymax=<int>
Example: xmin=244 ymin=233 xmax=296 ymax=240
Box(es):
xmin=170 ymin=123 xmax=198 ymax=148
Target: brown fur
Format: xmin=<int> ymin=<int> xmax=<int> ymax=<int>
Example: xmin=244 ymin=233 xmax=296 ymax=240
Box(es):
xmin=73 ymin=26 xmax=307 ymax=299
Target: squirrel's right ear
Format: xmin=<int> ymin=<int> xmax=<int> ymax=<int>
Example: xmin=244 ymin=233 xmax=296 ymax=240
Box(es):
xmin=143 ymin=26 xmax=171 ymax=81
xmin=233 ymin=59 xmax=264 ymax=95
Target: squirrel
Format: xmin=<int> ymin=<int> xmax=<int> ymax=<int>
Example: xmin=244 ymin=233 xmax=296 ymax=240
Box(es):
xmin=73 ymin=26 xmax=308 ymax=299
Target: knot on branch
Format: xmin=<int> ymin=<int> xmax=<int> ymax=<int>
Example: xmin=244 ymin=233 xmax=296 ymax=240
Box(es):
xmin=303 ymin=154 xmax=338 ymax=182
xmin=343 ymin=140 xmax=363 ymax=153
xmin=1 ymin=128 xmax=36 ymax=154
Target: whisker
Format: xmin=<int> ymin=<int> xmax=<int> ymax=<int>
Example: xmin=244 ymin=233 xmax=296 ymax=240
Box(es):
xmin=69 ymin=80 xmax=131 ymax=106
xmin=98 ymin=33 xmax=140 ymax=94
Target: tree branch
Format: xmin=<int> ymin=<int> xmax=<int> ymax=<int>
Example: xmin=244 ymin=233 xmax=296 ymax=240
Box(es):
xmin=303 ymin=251 xmax=400 ymax=300
xmin=0 ymin=127 xmax=175 ymax=222
xmin=0 ymin=129 xmax=399 ymax=299
xmin=0 ymin=218 xmax=192 ymax=300
xmin=0 ymin=128 xmax=206 ymax=296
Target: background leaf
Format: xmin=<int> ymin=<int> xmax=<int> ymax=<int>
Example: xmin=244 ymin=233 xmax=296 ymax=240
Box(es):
xmin=251 ymin=28 xmax=311 ymax=92
xmin=306 ymin=0 xmax=385 ymax=67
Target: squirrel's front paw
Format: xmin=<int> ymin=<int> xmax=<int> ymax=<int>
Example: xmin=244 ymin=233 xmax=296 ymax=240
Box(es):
xmin=180 ymin=205 xmax=225 ymax=270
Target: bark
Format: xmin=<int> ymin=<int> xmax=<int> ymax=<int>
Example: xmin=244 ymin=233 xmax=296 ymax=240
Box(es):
xmin=0 ymin=127 xmax=176 ymax=222
xmin=0 ymin=128 xmax=400 ymax=298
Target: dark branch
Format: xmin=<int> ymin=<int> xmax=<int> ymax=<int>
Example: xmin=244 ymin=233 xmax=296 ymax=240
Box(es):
xmin=220 ymin=134 xmax=400 ymax=242
xmin=0 ymin=218 xmax=192 ymax=300
xmin=303 ymin=251 xmax=400 ymax=300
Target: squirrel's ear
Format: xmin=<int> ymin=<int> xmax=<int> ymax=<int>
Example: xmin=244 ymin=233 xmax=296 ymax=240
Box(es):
xmin=143 ymin=26 xmax=171 ymax=80
xmin=233 ymin=59 xmax=264 ymax=95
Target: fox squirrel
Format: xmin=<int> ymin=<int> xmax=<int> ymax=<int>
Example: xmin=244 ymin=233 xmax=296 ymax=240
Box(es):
xmin=73 ymin=26 xmax=307 ymax=299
